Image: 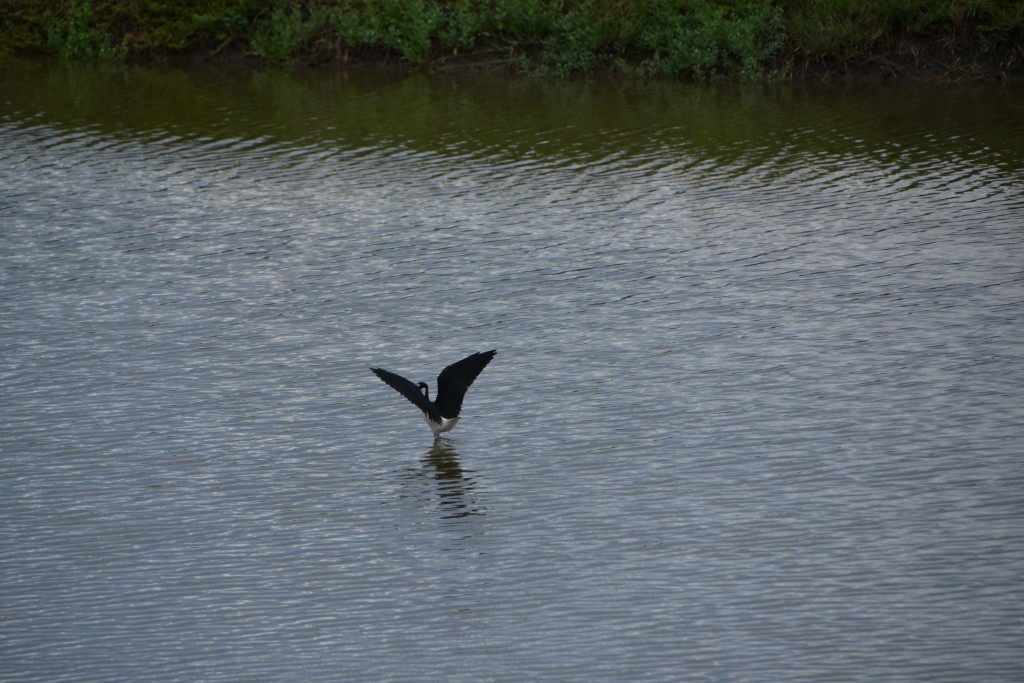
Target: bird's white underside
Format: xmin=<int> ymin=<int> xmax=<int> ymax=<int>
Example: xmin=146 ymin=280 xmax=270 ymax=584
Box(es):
xmin=422 ymin=412 xmax=459 ymax=437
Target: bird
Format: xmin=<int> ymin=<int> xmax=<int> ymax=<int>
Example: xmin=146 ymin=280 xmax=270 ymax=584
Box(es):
xmin=370 ymin=350 xmax=496 ymax=439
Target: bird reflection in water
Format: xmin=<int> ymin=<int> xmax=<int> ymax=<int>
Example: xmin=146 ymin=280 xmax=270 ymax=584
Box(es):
xmin=421 ymin=441 xmax=484 ymax=519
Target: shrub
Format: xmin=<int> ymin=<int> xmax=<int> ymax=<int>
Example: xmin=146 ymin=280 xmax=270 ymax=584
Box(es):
xmin=639 ymin=0 xmax=783 ymax=79
xmin=331 ymin=0 xmax=444 ymax=64
xmin=46 ymin=0 xmax=126 ymax=61
xmin=250 ymin=2 xmax=328 ymax=62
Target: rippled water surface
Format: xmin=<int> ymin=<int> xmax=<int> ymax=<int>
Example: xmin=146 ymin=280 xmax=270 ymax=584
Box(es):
xmin=2 ymin=59 xmax=1023 ymax=682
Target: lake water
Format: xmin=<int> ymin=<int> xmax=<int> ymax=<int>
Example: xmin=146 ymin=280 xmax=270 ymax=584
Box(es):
xmin=2 ymin=58 xmax=1023 ymax=682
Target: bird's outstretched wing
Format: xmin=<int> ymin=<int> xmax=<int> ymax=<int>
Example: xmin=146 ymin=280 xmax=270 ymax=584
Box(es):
xmin=434 ymin=350 xmax=496 ymax=419
xmin=370 ymin=367 xmax=441 ymax=423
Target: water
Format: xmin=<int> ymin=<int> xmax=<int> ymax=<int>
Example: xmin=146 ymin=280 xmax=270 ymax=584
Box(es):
xmin=2 ymin=59 xmax=1023 ymax=682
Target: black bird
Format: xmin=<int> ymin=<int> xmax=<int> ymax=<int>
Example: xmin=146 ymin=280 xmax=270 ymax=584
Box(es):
xmin=371 ymin=350 xmax=496 ymax=439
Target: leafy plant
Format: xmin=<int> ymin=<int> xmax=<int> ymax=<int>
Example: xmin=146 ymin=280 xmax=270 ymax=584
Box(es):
xmin=250 ymin=2 xmax=328 ymax=62
xmin=639 ymin=0 xmax=783 ymax=79
xmin=332 ymin=0 xmax=444 ymax=64
xmin=538 ymin=7 xmax=600 ymax=76
xmin=46 ymin=0 xmax=126 ymax=61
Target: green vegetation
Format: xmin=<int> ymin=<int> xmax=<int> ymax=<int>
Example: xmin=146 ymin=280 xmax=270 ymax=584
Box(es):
xmin=248 ymin=2 xmax=329 ymax=63
xmin=43 ymin=0 xmax=126 ymax=61
xmin=4 ymin=0 xmax=1022 ymax=80
xmin=788 ymin=0 xmax=1024 ymax=54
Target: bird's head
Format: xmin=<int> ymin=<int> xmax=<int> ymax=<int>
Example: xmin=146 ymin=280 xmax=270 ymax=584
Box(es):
xmin=417 ymin=382 xmax=429 ymax=399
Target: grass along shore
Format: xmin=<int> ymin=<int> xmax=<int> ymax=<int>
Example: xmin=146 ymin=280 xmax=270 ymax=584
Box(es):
xmin=5 ymin=0 xmax=1023 ymax=81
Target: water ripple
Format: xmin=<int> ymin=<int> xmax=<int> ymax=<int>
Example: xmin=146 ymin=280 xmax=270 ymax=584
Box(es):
xmin=3 ymin=78 xmax=1024 ymax=682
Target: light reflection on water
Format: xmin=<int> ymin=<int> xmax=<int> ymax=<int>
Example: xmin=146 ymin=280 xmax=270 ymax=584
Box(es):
xmin=1 ymin=60 xmax=1023 ymax=682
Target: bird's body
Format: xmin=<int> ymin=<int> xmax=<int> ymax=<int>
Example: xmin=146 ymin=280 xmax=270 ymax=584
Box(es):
xmin=371 ymin=350 xmax=496 ymax=439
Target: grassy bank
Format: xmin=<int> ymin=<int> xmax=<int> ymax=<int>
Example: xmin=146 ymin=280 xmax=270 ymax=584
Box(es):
xmin=4 ymin=0 xmax=1023 ymax=81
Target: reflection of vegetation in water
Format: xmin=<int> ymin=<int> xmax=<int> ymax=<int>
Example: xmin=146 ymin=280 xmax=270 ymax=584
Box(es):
xmin=11 ymin=0 xmax=1023 ymax=80
xmin=5 ymin=59 xmax=1021 ymax=176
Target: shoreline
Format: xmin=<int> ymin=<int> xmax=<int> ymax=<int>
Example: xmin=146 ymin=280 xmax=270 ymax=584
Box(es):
xmin=154 ymin=38 xmax=1024 ymax=86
